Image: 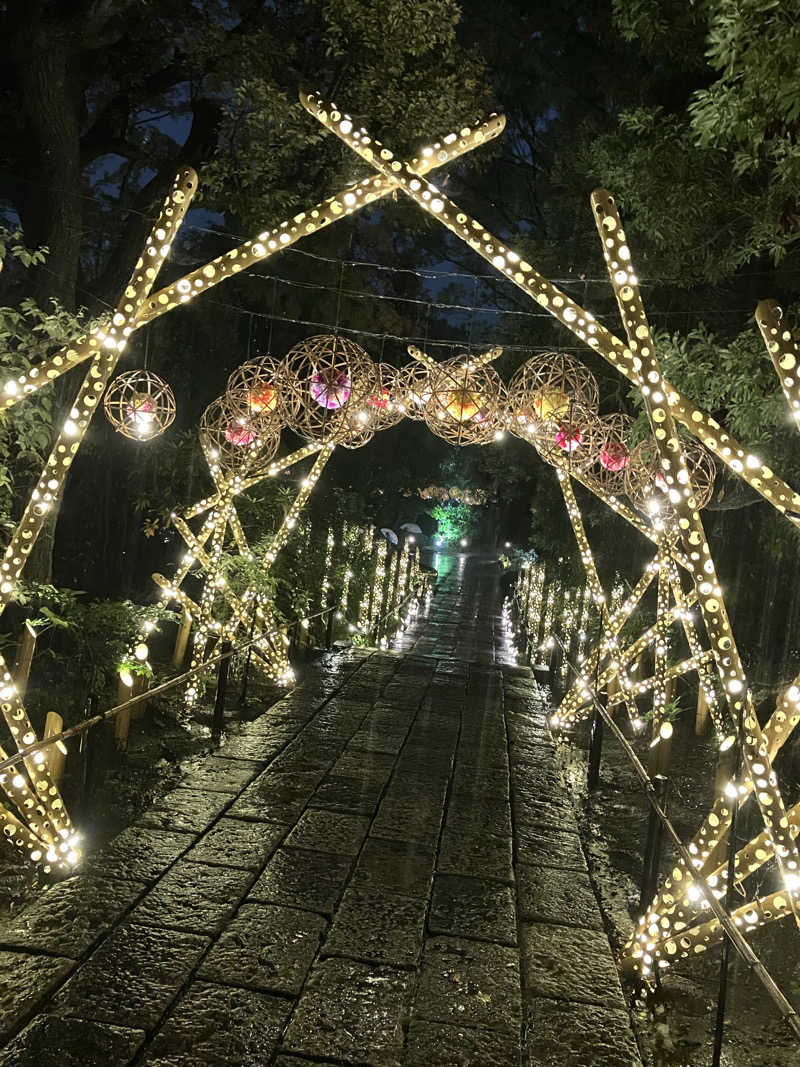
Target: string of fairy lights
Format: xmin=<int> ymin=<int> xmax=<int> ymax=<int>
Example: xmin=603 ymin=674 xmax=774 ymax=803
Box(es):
xmin=0 ymin=86 xmax=799 ymax=1026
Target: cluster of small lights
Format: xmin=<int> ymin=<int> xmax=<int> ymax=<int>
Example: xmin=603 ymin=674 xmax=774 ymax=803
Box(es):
xmin=163 ymin=443 xmax=339 ymax=705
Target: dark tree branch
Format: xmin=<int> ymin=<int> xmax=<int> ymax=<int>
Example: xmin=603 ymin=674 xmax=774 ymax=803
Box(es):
xmin=88 ymin=95 xmax=222 ymax=307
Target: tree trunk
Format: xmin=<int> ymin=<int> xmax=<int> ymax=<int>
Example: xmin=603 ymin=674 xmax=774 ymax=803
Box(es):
xmin=11 ymin=13 xmax=83 ymax=583
xmin=13 ymin=16 xmax=83 ymax=311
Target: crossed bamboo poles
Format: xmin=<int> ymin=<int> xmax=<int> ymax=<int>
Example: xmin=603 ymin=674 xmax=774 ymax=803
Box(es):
xmin=1 ymin=87 xmax=800 ymax=997
xmin=153 ymin=442 xmax=331 ymax=700
xmin=0 ymin=112 xmax=505 ymax=863
xmin=297 ymin=89 xmax=800 ymax=983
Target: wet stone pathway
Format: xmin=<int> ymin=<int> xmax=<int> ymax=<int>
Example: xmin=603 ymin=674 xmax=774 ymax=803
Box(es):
xmin=0 ymin=555 xmax=642 ymax=1066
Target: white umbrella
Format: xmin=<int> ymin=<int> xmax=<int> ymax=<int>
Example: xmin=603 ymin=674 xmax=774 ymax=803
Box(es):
xmin=379 ymin=527 xmax=399 ymax=545
xmin=400 ymin=522 xmax=422 ymax=534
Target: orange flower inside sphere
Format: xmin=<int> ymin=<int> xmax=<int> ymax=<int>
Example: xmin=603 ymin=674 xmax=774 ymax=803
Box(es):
xmin=534 ymin=388 xmax=570 ymax=421
xmin=248 ymin=384 xmax=278 ymax=414
xmin=444 ymin=387 xmax=481 ymax=422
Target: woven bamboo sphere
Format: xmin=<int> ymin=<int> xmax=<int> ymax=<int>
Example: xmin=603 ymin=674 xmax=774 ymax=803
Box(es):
xmin=585 ymin=412 xmax=634 ymax=496
xmin=624 ymin=436 xmax=717 ymax=517
xmin=226 ymin=355 xmax=284 ymax=427
xmin=532 ymin=401 xmax=604 ymax=471
xmin=363 ymin=363 xmax=406 ymax=430
xmin=395 ymin=360 xmax=433 ymax=421
xmin=421 ymin=354 xmax=506 ymax=446
xmin=507 ymin=352 xmax=599 ymax=440
xmin=199 ymin=393 xmax=280 ymax=480
xmin=280 ymin=334 xmax=377 ymax=447
xmin=103 ymin=370 xmax=176 ymax=441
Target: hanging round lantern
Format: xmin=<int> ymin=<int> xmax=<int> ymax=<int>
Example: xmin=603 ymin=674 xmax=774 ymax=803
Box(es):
xmin=624 ymin=436 xmax=716 ymax=519
xmin=362 ymin=364 xmax=405 ymax=430
xmin=420 ymin=353 xmax=506 ymax=446
xmin=199 ymin=393 xmax=280 ymax=479
xmin=226 ymin=356 xmax=284 ymax=425
xmin=533 ymin=402 xmax=603 ymax=471
xmin=585 ymin=413 xmax=634 ymax=497
xmin=396 ymin=360 xmax=433 ymax=421
xmin=103 ymin=370 xmax=176 ymax=441
xmin=280 ymin=334 xmax=377 ymax=448
xmin=507 ymin=352 xmax=599 ymax=440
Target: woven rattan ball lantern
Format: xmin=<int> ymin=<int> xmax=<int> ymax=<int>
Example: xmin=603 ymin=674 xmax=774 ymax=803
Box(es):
xmin=103 ymin=370 xmax=176 ymax=441
xmin=364 ymin=363 xmax=406 ymax=430
xmin=421 ymin=355 xmax=506 ymax=446
xmin=586 ymin=412 xmax=634 ymax=496
xmin=507 ymin=352 xmax=599 ymax=440
xmin=226 ymin=355 xmax=284 ymax=425
xmin=199 ymin=393 xmax=280 ymax=480
xmin=532 ymin=401 xmax=603 ymax=471
xmin=280 ymin=334 xmax=377 ymax=447
xmin=625 ymin=437 xmax=717 ymax=518
xmin=396 ymin=360 xmax=433 ymax=421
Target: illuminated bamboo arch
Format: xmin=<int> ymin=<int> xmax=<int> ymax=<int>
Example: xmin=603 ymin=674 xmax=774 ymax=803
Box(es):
xmin=0 ymin=88 xmax=799 ymax=1017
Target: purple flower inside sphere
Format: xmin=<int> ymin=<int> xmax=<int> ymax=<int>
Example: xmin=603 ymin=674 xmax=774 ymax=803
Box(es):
xmin=311 ymin=369 xmax=352 ymax=409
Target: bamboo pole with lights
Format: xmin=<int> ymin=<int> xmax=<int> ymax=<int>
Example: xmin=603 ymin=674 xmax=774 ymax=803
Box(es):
xmin=589 ymin=189 xmax=800 ymax=969
xmin=756 ymin=299 xmax=800 ymax=429
xmin=0 ymin=168 xmax=197 ymax=869
xmin=301 ymin=89 xmax=800 ymax=524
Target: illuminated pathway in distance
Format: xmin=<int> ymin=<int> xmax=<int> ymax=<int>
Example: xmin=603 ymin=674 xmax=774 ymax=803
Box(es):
xmin=0 ymin=553 xmax=641 ymax=1066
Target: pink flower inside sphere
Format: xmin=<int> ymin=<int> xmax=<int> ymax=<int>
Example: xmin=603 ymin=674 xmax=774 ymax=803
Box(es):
xmin=225 ymin=420 xmax=258 ymax=446
xmin=555 ymin=426 xmax=582 ymax=452
xmin=599 ymin=440 xmax=630 ymax=472
xmin=311 ymin=370 xmax=351 ymax=409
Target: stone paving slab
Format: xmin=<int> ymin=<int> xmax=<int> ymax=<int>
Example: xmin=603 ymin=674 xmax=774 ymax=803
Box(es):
xmin=135 ymin=786 xmax=236 ymax=835
xmin=517 ymin=863 xmax=604 ymax=930
xmin=128 ymin=860 xmax=253 ymax=935
xmin=248 ymin=846 xmax=353 ymax=914
xmin=198 ymin=902 xmax=326 ymax=994
xmin=181 ymin=755 xmax=263 ymax=793
xmin=415 ymin=935 xmax=522 ymax=1033
xmin=429 ymin=873 xmax=517 ymax=944
xmin=526 ymin=997 xmax=643 ymax=1066
xmin=521 ymin=921 xmax=628 ymax=1010
xmin=141 ymin=981 xmax=291 ymax=1066
xmin=282 ymin=957 xmax=411 ymax=1066
xmin=0 ymin=555 xmax=642 ymax=1066
xmin=351 ymin=836 xmax=436 ymax=897
xmin=324 ymin=885 xmax=427 ymax=965
xmin=0 ymin=951 xmax=73 ymax=1039
xmin=0 ymin=1015 xmax=145 ymax=1066
xmin=84 ymin=825 xmax=195 ymax=882
xmin=185 ymin=816 xmax=288 ymax=870
xmin=50 ymin=921 xmax=210 ymax=1030
xmin=0 ymin=872 xmax=146 ymax=958
xmin=405 ymin=1019 xmax=519 ymax=1066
